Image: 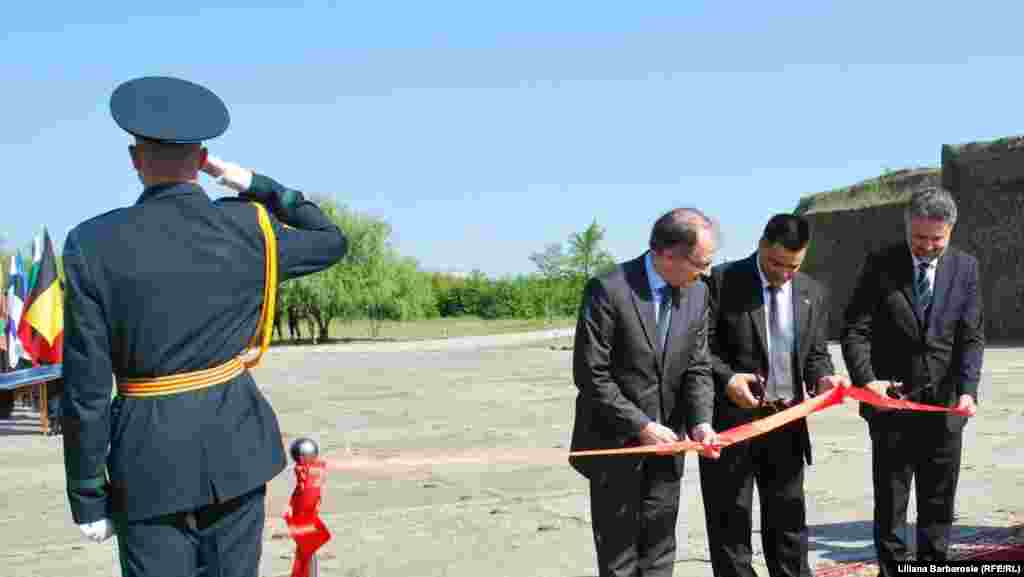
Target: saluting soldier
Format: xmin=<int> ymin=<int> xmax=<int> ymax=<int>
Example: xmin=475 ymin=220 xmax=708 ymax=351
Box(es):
xmin=61 ymin=76 xmax=347 ymax=577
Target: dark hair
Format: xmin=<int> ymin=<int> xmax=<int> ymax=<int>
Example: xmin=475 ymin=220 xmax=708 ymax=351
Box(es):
xmin=135 ymin=137 xmax=202 ymax=163
xmin=760 ymin=214 xmax=810 ymax=251
xmin=649 ymin=207 xmax=716 ymax=255
xmin=905 ymin=186 xmax=957 ymax=226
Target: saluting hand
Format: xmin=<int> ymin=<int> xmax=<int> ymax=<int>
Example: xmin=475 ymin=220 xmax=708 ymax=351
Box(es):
xmin=202 ymin=155 xmax=253 ymax=193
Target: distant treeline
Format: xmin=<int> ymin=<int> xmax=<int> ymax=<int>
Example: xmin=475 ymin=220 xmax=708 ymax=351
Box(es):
xmin=244 ymin=197 xmax=617 ymax=341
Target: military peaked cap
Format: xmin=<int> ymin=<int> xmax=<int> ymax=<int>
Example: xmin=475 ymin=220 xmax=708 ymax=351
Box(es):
xmin=110 ymin=76 xmax=229 ymax=144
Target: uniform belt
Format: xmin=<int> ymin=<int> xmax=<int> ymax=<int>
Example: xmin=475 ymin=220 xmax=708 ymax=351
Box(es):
xmin=117 ymin=202 xmax=279 ymax=399
xmin=118 ymin=357 xmax=247 ymax=397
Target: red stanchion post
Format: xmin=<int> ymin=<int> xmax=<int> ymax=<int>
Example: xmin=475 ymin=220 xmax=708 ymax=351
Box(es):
xmin=285 ymin=438 xmax=331 ymax=577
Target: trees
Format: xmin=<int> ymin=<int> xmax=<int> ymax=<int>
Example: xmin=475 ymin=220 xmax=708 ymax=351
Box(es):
xmin=566 ymin=219 xmax=615 ymax=280
xmin=526 ymin=219 xmax=616 ymax=321
xmin=385 ymin=256 xmax=439 ymax=322
xmin=529 ymin=243 xmax=568 ymax=280
xmin=283 ymin=197 xmax=395 ymax=340
xmin=530 ymin=220 xmax=615 ymax=282
xmin=287 ymin=197 xmax=439 ymax=340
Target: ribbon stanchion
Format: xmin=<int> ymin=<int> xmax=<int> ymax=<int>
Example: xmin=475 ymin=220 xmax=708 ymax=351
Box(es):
xmin=570 ymin=384 xmax=971 ymax=458
xmin=284 ymin=438 xmax=332 ymax=577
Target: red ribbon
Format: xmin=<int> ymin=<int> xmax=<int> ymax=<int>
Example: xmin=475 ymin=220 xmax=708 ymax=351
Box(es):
xmin=715 ymin=385 xmax=848 ymax=447
xmin=569 ymin=385 xmax=971 ymax=458
xmin=284 ymin=459 xmax=331 ymax=577
xmin=842 ymin=385 xmax=972 ymax=415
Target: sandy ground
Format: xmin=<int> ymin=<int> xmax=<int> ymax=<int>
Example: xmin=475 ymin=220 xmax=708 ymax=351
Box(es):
xmin=0 ymin=329 xmax=1020 ymax=576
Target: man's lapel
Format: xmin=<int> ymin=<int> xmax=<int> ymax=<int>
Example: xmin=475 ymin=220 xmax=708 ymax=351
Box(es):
xmin=661 ymin=285 xmax=690 ymax=378
xmin=668 ymin=287 xmax=689 ymax=349
xmin=792 ymin=275 xmax=812 ymax=361
xmin=744 ymin=255 xmax=769 ymax=365
xmin=927 ymin=251 xmax=956 ymax=335
xmin=897 ymin=249 xmax=925 ymax=331
xmin=626 ymin=256 xmax=658 ymax=363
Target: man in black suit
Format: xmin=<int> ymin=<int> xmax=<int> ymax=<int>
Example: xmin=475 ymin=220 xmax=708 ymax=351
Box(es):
xmin=841 ymin=187 xmax=982 ymax=574
xmin=698 ymin=214 xmax=848 ymax=577
xmin=570 ymin=208 xmax=721 ymax=577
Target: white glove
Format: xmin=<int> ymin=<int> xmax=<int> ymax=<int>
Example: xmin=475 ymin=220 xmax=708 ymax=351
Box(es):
xmin=202 ymin=155 xmax=253 ymax=193
xmin=78 ymin=518 xmax=114 ymax=543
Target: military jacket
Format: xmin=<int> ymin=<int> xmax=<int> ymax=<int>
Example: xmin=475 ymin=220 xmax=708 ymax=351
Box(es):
xmin=62 ymin=174 xmax=346 ymax=523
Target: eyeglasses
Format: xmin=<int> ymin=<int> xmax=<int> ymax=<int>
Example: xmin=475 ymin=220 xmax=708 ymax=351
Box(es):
xmin=657 ymin=248 xmax=714 ymax=272
xmin=685 ymin=253 xmax=713 ymax=272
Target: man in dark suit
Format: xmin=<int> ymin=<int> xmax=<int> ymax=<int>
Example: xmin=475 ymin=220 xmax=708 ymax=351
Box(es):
xmin=570 ymin=208 xmax=721 ymax=577
xmin=841 ymin=187 xmax=982 ymax=574
xmin=698 ymin=214 xmax=848 ymax=577
xmin=61 ymin=77 xmax=347 ymax=577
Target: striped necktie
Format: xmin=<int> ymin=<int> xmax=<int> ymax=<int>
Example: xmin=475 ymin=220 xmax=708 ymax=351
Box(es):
xmin=656 ymin=284 xmax=673 ymax=354
xmin=915 ymin=261 xmax=932 ymax=317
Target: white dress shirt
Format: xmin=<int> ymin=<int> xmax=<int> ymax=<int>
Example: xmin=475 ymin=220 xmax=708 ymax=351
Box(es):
xmin=756 ymin=253 xmax=796 ymax=396
xmin=755 ymin=253 xmax=795 ymax=358
xmin=645 ymin=252 xmax=670 ymax=326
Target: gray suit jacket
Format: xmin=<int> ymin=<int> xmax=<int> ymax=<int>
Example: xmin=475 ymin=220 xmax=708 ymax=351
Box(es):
xmin=569 ymin=254 xmax=715 ymax=482
xmin=841 ymin=243 xmax=984 ymax=431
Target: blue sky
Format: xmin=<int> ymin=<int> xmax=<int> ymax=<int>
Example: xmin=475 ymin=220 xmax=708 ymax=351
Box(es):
xmin=4 ymin=2 xmax=1024 ymax=277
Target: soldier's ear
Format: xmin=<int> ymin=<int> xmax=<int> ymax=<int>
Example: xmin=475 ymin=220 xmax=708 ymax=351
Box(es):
xmin=196 ymin=147 xmax=209 ymax=172
xmin=129 ymin=145 xmax=142 ymax=171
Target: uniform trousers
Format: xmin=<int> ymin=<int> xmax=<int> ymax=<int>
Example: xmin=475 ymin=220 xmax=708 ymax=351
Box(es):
xmin=115 ymin=485 xmax=266 ymax=577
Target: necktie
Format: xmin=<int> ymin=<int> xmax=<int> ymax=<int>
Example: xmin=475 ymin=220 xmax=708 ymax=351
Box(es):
xmin=915 ymin=262 xmax=932 ymax=317
xmin=766 ymin=285 xmax=794 ymax=401
xmin=656 ymin=285 xmax=673 ymax=355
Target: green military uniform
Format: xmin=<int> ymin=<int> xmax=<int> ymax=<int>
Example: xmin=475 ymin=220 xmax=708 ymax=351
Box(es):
xmin=61 ymin=76 xmax=347 ymax=577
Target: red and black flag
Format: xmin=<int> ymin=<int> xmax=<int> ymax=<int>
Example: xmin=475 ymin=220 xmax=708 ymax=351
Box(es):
xmin=18 ymin=228 xmax=63 ymax=364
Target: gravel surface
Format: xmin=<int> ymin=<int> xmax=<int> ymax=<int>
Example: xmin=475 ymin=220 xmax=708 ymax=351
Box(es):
xmin=1 ymin=331 xmax=1019 ymax=576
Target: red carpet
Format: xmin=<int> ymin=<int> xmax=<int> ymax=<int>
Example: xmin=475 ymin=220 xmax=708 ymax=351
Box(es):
xmin=960 ymin=543 xmax=1024 ymax=561
xmin=815 ymin=525 xmax=1024 ymax=576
